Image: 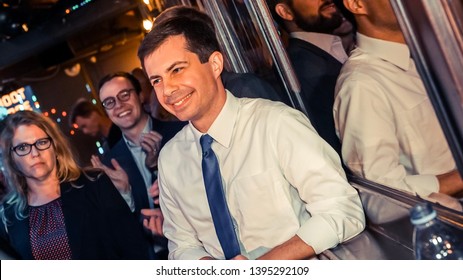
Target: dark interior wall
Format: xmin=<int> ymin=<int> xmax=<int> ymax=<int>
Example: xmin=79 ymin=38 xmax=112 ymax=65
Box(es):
xmin=87 ymin=37 xmax=143 ymax=84
xmin=25 ymin=36 xmax=143 ymax=166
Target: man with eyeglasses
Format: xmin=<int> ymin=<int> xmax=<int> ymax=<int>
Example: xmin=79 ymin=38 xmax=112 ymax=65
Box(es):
xmin=94 ymin=71 xmax=187 ymax=260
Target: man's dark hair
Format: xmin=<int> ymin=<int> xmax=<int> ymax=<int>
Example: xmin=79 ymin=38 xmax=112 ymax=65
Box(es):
xmin=138 ymin=6 xmax=220 ymax=69
xmin=97 ymin=71 xmax=142 ymax=100
xmin=69 ymin=99 xmax=100 ymax=126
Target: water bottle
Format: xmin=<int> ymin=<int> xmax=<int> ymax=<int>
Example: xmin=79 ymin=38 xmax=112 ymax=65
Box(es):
xmin=410 ymin=202 xmax=463 ymax=260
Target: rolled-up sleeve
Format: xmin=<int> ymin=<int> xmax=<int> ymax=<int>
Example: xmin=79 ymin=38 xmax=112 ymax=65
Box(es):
xmin=273 ymin=109 xmax=366 ymax=253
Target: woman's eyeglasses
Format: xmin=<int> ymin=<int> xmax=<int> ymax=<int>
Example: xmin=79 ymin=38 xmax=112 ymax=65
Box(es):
xmin=11 ymin=137 xmax=53 ymax=156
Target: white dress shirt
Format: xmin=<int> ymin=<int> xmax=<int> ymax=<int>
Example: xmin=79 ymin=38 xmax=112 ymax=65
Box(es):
xmin=291 ymin=31 xmax=348 ymax=63
xmin=334 ymin=33 xmax=455 ymax=197
xmin=158 ymin=91 xmax=365 ymax=260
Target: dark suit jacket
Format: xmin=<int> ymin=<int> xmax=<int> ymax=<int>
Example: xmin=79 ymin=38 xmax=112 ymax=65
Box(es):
xmin=0 ymin=172 xmax=150 ymax=260
xmin=287 ymin=38 xmax=342 ymax=154
xmin=103 ymin=117 xmax=186 ymax=215
xmin=106 ymin=123 xmax=122 ymax=149
xmin=102 ymin=117 xmax=186 ymax=259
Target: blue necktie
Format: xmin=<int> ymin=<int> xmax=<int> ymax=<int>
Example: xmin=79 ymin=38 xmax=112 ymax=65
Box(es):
xmin=200 ymin=134 xmax=241 ymax=259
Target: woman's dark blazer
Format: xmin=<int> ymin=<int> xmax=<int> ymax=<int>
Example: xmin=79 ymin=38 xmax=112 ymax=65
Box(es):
xmin=0 ymin=171 xmax=150 ymax=259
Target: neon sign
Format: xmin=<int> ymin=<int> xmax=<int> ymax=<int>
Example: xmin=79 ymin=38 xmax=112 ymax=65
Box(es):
xmin=0 ymin=86 xmax=40 ymax=120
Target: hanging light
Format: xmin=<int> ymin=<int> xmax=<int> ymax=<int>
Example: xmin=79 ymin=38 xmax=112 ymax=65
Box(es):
xmin=143 ymin=19 xmax=153 ymax=31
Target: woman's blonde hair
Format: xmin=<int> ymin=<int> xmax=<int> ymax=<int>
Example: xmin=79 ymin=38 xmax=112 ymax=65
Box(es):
xmin=0 ymin=110 xmax=81 ymax=221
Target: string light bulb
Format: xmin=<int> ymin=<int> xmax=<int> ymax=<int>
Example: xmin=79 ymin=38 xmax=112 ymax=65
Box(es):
xmin=143 ymin=19 xmax=153 ymax=31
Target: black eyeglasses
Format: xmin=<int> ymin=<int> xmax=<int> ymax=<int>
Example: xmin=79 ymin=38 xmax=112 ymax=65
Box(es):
xmin=11 ymin=137 xmax=53 ymax=157
xmin=101 ymin=89 xmax=135 ymax=110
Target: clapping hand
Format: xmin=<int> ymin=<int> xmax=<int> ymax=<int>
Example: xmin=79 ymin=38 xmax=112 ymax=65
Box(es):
xmin=91 ymin=156 xmax=130 ymax=193
xmin=140 ymin=131 xmax=163 ymax=170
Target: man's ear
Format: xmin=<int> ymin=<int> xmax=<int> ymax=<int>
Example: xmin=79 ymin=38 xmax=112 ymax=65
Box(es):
xmin=209 ymin=51 xmax=224 ymax=79
xmin=343 ymin=0 xmax=367 ymax=15
xmin=275 ymin=3 xmax=294 ymax=21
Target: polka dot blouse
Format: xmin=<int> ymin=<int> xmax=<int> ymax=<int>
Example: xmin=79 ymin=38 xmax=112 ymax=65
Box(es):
xmin=29 ymin=198 xmax=72 ymax=260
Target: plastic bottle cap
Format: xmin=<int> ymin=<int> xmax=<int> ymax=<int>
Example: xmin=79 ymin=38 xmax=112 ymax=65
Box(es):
xmin=410 ymin=202 xmax=437 ymax=225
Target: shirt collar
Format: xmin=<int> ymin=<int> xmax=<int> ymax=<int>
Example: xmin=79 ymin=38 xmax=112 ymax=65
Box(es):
xmin=356 ymin=32 xmax=411 ymax=70
xmin=290 ymin=31 xmax=347 ymax=62
xmin=124 ymin=117 xmax=152 ymax=147
xmin=190 ymin=90 xmax=237 ymax=149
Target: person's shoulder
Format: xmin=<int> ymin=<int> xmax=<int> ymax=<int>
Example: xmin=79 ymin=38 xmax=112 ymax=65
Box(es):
xmin=342 ymin=48 xmax=392 ymax=75
xmin=68 ymin=170 xmax=108 ymax=188
xmin=287 ymin=37 xmax=316 ymax=51
xmin=239 ymin=97 xmax=300 ymax=121
xmin=287 ymin=39 xmax=338 ymax=72
xmin=63 ymin=171 xmax=122 ymax=207
xmin=157 ymin=121 xmax=190 ymax=147
xmin=336 ymin=56 xmax=394 ymax=105
xmin=237 ymin=98 xmax=313 ymax=136
xmin=287 ymin=38 xmax=326 ymax=58
xmin=338 ymin=52 xmax=388 ymax=87
xmin=62 ymin=171 xmax=116 ymax=200
xmin=240 ymin=96 xmax=287 ymax=107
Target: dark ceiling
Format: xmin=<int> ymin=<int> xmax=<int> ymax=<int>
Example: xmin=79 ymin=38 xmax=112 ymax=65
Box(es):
xmin=0 ymin=0 xmax=63 ymax=40
xmin=0 ymin=0 xmax=143 ymax=90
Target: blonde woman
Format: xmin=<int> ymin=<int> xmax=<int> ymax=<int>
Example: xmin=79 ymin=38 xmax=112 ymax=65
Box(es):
xmin=0 ymin=111 xmax=149 ymax=259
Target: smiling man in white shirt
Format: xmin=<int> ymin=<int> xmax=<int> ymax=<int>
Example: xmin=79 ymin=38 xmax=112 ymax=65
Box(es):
xmin=138 ymin=6 xmax=365 ymax=260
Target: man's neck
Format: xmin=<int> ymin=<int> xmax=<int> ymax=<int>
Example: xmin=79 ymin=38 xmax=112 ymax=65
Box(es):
xmin=122 ymin=113 xmax=149 ymax=145
xmin=358 ymin=26 xmax=405 ymax=44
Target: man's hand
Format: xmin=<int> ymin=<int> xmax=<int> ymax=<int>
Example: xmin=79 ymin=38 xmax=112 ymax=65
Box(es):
xmin=141 ymin=208 xmax=164 ymax=236
xmin=141 ymin=131 xmax=163 ymax=170
xmin=91 ymin=156 xmax=130 ymax=193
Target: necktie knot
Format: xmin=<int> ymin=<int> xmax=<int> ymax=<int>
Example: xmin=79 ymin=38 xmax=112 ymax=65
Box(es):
xmin=200 ymin=134 xmax=214 ymax=152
